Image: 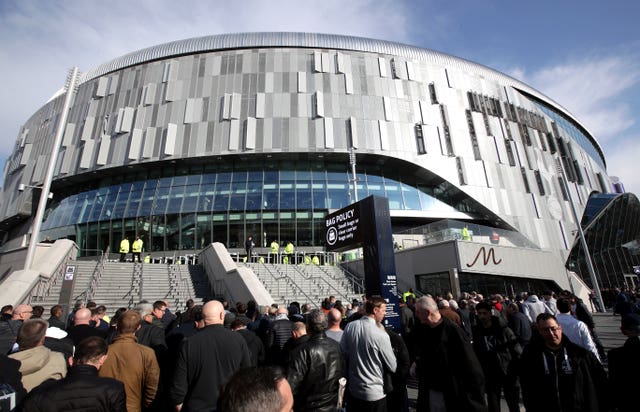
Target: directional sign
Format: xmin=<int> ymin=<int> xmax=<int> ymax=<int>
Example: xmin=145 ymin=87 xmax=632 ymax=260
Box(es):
xmin=324 ymin=196 xmax=400 ymax=331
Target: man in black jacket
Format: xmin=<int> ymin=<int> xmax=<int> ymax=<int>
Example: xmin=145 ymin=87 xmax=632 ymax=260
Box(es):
xmin=21 ymin=336 xmax=126 ymax=412
xmin=410 ymin=296 xmax=486 ymax=412
xmin=472 ymin=301 xmax=521 ymax=412
xmin=287 ymin=309 xmax=343 ymax=412
xmin=608 ymin=313 xmax=640 ymax=412
xmin=505 ymin=302 xmax=531 ymax=346
xmin=46 ymin=305 xmax=66 ymax=330
xmin=231 ymin=319 xmax=265 ymax=366
xmin=170 ymin=300 xmax=252 ymax=410
xmin=519 ymin=313 xmax=607 ymax=412
xmin=0 ymin=354 xmax=26 ymax=408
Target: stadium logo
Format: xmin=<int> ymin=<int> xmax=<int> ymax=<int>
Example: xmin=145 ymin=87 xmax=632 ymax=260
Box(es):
xmin=466 ymin=247 xmax=502 ymax=267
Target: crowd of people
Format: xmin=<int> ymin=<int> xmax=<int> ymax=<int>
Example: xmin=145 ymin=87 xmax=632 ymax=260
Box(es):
xmin=0 ymin=287 xmax=638 ymax=411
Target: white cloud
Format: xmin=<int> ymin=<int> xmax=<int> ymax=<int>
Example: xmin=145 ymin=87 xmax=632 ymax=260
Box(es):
xmin=603 ymin=133 xmax=640 ymax=196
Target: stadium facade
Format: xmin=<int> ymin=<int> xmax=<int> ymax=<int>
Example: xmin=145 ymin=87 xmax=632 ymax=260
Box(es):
xmin=1 ymin=32 xmax=637 ymax=295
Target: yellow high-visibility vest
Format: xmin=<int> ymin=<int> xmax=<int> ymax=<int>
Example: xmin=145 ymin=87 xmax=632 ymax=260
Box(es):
xmin=132 ymin=239 xmax=143 ymax=253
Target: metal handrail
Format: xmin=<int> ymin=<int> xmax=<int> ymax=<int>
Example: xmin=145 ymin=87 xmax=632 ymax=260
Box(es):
xmin=73 ymin=246 xmax=109 ymax=304
xmin=27 ymin=245 xmax=77 ymax=304
xmin=123 ymin=263 xmax=142 ymax=308
xmin=279 ymin=265 xmax=316 ymax=306
xmin=305 ymin=266 xmax=354 ymax=302
xmin=137 ymin=263 xmax=144 ymax=302
xmin=337 ymin=264 xmax=365 ymax=295
xmin=249 ymin=262 xmax=286 ymax=302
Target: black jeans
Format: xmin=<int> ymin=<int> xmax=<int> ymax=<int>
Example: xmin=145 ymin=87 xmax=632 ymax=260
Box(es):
xmin=346 ymin=394 xmax=387 ymax=412
xmin=486 ymin=372 xmax=520 ymax=412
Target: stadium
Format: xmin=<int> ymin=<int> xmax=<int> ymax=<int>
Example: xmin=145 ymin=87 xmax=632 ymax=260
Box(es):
xmin=1 ymin=32 xmax=638 ymax=306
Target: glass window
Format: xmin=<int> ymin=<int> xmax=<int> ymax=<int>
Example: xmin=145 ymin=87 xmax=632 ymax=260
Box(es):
xmin=181 ymin=213 xmax=196 ymax=250
xmin=196 ymin=213 xmax=212 ymax=249
xmin=385 ymin=181 xmax=404 ymax=209
xmin=213 ymin=180 xmax=230 ymax=211
xmin=112 ymin=184 xmax=133 ymax=220
xmin=312 ymin=183 xmax=327 ymax=210
xmin=165 ymin=214 xmax=180 ymax=250
xmin=153 ymin=186 xmax=170 ymax=215
xmin=296 ymin=182 xmax=312 ymax=210
xmin=182 ymin=184 xmax=201 ymax=213
xmin=280 ymin=180 xmax=295 ymax=210
xmin=139 ymin=184 xmax=157 ymax=217
xmin=297 ymin=215 xmax=312 ymax=246
xmin=402 ymin=183 xmax=421 ymax=210
xmin=68 ymin=193 xmax=87 ymax=224
xmin=75 ymin=192 xmax=94 ymax=224
xmin=166 ymin=185 xmax=185 ymax=214
xmin=327 ymin=182 xmax=349 ymax=209
xmin=263 ymin=184 xmax=279 ymax=211
xmin=98 ymin=188 xmax=118 ymax=221
xmin=246 ymin=181 xmax=263 ymax=211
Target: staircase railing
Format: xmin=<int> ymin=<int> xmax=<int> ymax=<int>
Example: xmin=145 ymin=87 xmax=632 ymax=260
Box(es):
xmin=167 ymin=264 xmax=181 ymax=304
xmin=248 ymin=262 xmax=287 ymax=302
xmin=301 ymin=266 xmax=353 ymax=303
xmin=336 ymin=264 xmax=365 ymax=296
xmin=274 ymin=264 xmax=316 ymax=306
xmin=123 ymin=262 xmax=143 ymax=308
xmin=27 ymin=246 xmax=77 ymax=304
xmin=73 ymin=246 xmax=109 ymax=305
xmin=177 ymin=265 xmax=195 ymax=301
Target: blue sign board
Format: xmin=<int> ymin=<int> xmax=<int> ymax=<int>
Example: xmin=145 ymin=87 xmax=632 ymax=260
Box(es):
xmin=325 ymin=195 xmax=400 ymax=331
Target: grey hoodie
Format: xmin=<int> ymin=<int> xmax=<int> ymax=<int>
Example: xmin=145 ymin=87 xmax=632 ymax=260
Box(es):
xmin=522 ymin=295 xmax=552 ymax=323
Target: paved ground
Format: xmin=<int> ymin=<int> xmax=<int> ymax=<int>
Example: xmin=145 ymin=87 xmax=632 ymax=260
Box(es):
xmin=593 ymin=312 xmax=627 ymax=352
xmin=406 ymin=311 xmax=628 ymax=411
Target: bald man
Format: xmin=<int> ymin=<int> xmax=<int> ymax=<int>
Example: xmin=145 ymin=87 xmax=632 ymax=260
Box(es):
xmin=170 ymin=300 xmax=251 ymax=411
xmin=0 ymin=304 xmax=32 ymax=354
xmin=12 ymin=305 xmax=33 ymax=322
xmin=68 ymin=308 xmax=106 ymax=345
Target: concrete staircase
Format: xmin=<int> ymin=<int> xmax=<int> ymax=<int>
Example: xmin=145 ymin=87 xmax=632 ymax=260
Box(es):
xmin=31 ymin=259 xmax=101 ymax=311
xmin=244 ymin=262 xmax=362 ymax=308
xmin=33 ymin=261 xmax=212 ymax=316
xmin=30 ymin=257 xmax=359 ymax=315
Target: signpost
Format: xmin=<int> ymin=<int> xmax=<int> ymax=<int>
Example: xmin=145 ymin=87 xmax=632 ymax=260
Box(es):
xmin=59 ymin=265 xmax=77 ymax=318
xmin=325 ymin=195 xmax=400 ymax=331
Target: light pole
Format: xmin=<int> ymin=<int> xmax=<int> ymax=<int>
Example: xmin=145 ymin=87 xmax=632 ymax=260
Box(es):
xmin=349 ymin=146 xmax=358 ymax=203
xmin=557 ymin=159 xmax=604 ymax=311
xmin=24 ymin=67 xmax=79 ymax=270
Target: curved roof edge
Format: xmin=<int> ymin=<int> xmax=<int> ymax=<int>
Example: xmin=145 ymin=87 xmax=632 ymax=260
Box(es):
xmin=75 ymin=31 xmax=604 ymax=165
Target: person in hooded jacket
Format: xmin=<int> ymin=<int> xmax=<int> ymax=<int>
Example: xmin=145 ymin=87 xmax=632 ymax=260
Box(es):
xmin=8 ymin=319 xmax=66 ymax=392
xmin=472 ymin=301 xmax=522 ymax=412
xmin=519 ymin=313 xmax=607 ymax=412
xmin=521 ymin=293 xmax=552 ymax=323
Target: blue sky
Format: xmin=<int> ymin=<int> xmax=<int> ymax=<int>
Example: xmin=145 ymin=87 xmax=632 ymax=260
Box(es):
xmin=1 ymin=0 xmax=638 ymax=195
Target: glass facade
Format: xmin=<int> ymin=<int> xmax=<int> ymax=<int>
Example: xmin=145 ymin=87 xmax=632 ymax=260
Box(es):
xmin=40 ymin=161 xmax=462 ymax=254
xmin=567 ymin=193 xmax=640 ymax=291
